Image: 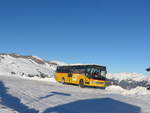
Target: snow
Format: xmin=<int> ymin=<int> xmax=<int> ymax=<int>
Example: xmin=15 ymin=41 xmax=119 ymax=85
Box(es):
xmin=20 ymin=75 xmax=57 ymax=82
xmin=1 ymin=54 xmax=150 ymax=112
xmin=50 ymin=60 xmax=68 ymax=66
xmin=106 ymin=85 xmax=150 ymax=95
xmin=107 ymin=73 xmax=148 ymax=82
xmin=107 ymin=73 xmax=150 ymax=90
xmin=0 ymin=54 xmax=57 ymax=78
xmin=1 ymin=75 xmax=150 ymax=113
xmin=32 ymin=56 xmax=44 ymax=61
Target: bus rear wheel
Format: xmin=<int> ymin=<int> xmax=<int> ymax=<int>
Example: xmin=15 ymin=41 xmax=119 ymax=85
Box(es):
xmin=61 ymin=78 xmax=65 ymax=84
xmin=79 ymin=79 xmax=84 ymax=88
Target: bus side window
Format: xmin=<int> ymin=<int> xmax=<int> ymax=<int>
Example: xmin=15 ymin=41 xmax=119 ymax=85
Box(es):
xmin=57 ymin=67 xmax=61 ymax=73
xmin=73 ymin=69 xmax=79 ymax=74
xmin=79 ymin=69 xmax=85 ymax=75
xmin=59 ymin=68 xmax=62 ymax=73
xmin=68 ymin=71 xmax=72 ymax=77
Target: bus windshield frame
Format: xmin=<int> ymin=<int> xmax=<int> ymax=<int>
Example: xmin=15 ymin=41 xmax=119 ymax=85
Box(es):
xmin=86 ymin=67 xmax=107 ymax=80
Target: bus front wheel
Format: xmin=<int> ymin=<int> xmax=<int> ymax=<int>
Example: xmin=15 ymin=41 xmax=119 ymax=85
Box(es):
xmin=79 ymin=79 xmax=84 ymax=88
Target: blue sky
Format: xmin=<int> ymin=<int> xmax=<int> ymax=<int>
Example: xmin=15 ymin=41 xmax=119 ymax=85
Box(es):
xmin=0 ymin=0 xmax=150 ymax=74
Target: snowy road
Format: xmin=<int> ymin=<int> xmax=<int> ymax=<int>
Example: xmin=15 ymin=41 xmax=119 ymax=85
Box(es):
xmin=0 ymin=75 xmax=150 ymax=113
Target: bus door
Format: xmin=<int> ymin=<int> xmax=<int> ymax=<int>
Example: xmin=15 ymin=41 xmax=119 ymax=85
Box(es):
xmin=68 ymin=72 xmax=72 ymax=83
xmin=84 ymin=74 xmax=90 ymax=85
xmin=84 ymin=68 xmax=91 ymax=85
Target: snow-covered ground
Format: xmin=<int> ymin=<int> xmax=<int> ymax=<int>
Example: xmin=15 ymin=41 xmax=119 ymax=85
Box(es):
xmin=0 ymin=75 xmax=150 ymax=113
xmin=1 ymin=54 xmax=150 ymax=112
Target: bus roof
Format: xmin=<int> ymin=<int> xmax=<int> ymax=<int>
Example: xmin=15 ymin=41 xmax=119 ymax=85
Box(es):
xmin=57 ymin=64 xmax=106 ymax=68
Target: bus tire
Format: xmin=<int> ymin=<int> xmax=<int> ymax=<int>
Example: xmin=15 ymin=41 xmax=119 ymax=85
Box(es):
xmin=61 ymin=77 xmax=65 ymax=84
xmin=79 ymin=79 xmax=84 ymax=88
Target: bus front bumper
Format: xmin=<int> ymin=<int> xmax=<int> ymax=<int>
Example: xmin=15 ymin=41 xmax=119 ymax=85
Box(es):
xmin=88 ymin=80 xmax=106 ymax=87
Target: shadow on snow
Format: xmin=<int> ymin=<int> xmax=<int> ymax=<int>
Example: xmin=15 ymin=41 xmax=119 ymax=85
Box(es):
xmin=43 ymin=98 xmax=141 ymax=113
xmin=0 ymin=81 xmax=38 ymax=113
xmin=39 ymin=91 xmax=71 ymax=100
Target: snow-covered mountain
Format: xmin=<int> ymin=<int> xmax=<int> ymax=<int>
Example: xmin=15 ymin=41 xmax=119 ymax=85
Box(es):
xmin=107 ymin=73 xmax=150 ymax=90
xmin=0 ymin=53 xmax=59 ymax=78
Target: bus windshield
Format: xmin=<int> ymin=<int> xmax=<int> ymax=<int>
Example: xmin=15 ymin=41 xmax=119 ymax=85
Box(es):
xmin=87 ymin=68 xmax=106 ymax=80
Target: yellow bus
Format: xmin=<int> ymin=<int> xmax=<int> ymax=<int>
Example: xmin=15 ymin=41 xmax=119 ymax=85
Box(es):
xmin=55 ymin=64 xmax=109 ymax=88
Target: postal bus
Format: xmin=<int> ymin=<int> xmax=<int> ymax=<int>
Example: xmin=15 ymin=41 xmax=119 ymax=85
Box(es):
xmin=55 ymin=64 xmax=109 ymax=88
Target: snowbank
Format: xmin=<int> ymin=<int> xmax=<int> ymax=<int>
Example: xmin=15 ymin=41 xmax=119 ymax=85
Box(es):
xmin=106 ymin=85 xmax=150 ymax=95
xmin=20 ymin=75 xmax=57 ymax=82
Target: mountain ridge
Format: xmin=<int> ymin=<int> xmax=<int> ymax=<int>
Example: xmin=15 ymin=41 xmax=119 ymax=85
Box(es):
xmin=0 ymin=53 xmax=59 ymax=78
